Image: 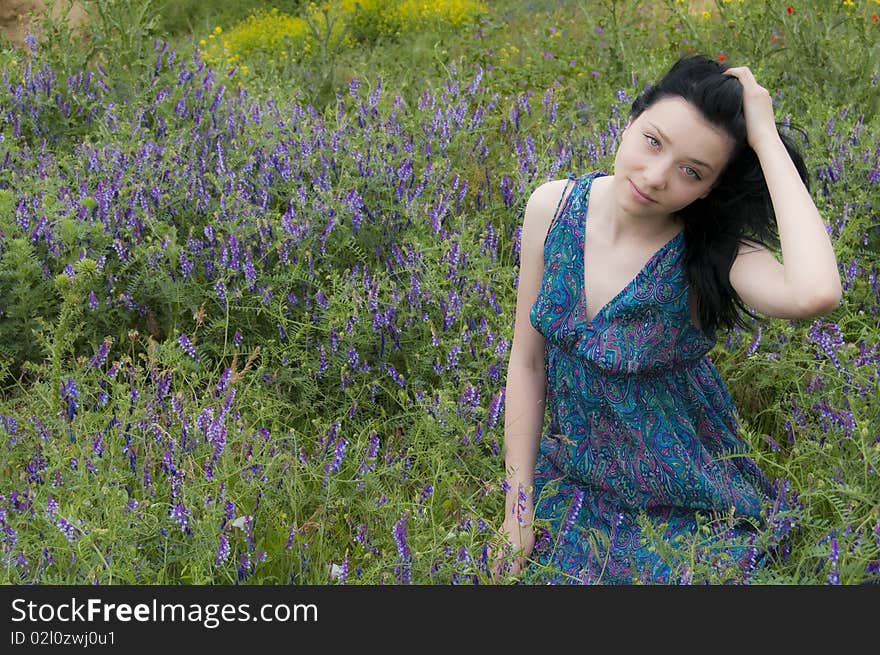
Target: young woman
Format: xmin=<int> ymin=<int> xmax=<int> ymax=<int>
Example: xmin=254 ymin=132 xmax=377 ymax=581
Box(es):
xmin=498 ymin=55 xmax=842 ymax=584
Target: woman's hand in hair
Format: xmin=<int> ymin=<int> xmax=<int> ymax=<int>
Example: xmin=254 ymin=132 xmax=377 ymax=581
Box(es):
xmin=723 ymin=66 xmax=780 ymax=151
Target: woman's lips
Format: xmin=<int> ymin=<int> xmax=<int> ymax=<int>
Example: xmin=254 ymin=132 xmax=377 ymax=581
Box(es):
xmin=629 ymin=180 xmax=656 ymax=203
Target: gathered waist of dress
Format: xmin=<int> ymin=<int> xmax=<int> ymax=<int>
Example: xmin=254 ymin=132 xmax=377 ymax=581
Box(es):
xmin=545 ymin=338 xmax=714 ymax=379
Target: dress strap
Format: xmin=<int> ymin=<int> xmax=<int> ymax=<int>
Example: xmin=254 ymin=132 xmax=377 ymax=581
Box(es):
xmin=549 ymin=173 xmax=577 ymax=230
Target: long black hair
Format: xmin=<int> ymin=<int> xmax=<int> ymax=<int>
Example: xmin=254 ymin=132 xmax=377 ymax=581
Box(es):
xmin=628 ymin=55 xmax=810 ymax=335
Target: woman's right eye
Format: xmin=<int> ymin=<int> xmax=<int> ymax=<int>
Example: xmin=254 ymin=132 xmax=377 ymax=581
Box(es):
xmin=644 ymin=134 xmax=660 ymax=148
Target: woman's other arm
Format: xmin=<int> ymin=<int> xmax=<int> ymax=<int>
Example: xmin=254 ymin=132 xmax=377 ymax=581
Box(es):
xmin=498 ymin=178 xmax=570 ymax=575
xmin=725 ymin=66 xmax=843 ymax=319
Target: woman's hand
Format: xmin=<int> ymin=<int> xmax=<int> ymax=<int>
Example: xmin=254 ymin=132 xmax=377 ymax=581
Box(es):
xmin=491 ymin=515 xmax=535 ymax=582
xmin=491 ymin=482 xmax=535 ymax=582
xmin=724 ymin=66 xmax=780 ymax=150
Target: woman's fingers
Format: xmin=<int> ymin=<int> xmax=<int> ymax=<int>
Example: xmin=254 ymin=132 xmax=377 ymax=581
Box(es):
xmin=490 ymin=540 xmax=525 ymax=582
xmin=724 ymin=65 xmax=754 ymax=81
xmin=724 ymin=66 xmax=777 ymax=147
xmin=724 ymin=66 xmax=768 ymax=97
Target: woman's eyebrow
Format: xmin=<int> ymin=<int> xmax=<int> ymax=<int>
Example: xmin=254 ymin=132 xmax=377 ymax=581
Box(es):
xmin=646 ymin=121 xmax=716 ymax=172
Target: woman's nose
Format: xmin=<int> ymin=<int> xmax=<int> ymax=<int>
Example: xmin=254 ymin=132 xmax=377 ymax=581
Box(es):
xmin=642 ymin=161 xmax=669 ymax=189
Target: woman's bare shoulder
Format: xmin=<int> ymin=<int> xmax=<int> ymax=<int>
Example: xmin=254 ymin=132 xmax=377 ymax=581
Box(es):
xmin=525 ymin=178 xmax=575 ymax=213
xmin=523 ymin=178 xmax=575 ymax=229
xmin=519 ymin=178 xmax=573 ymax=251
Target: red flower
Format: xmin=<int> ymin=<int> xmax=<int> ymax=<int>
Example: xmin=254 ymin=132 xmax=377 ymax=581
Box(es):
xmin=771 ymin=34 xmax=778 ymax=43
xmin=718 ymin=52 xmax=726 ymax=62
xmin=786 ymin=5 xmax=793 ymax=14
xmin=873 ymin=14 xmax=879 ymax=22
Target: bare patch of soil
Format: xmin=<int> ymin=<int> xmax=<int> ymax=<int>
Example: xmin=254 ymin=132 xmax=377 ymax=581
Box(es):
xmin=0 ymin=1 xmax=87 ymax=49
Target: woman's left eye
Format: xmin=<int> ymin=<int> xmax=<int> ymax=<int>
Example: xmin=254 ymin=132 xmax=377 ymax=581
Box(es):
xmin=683 ymin=166 xmax=701 ymax=179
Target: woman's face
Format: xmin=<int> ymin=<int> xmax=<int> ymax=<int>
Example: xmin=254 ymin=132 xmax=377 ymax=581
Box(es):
xmin=612 ymin=96 xmax=735 ymax=219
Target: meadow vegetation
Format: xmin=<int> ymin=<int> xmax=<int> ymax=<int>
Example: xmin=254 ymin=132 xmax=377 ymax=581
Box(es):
xmin=0 ymin=0 xmax=878 ymax=584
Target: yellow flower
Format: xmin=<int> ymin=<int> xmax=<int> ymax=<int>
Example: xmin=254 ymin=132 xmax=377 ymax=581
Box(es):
xmin=207 ymin=0 xmax=488 ymax=72
xmin=199 ymin=39 xmax=206 ymax=46
xmin=702 ymin=10 xmax=711 ymax=19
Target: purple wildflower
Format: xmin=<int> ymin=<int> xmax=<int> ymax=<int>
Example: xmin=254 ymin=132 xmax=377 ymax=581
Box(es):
xmin=807 ymin=320 xmax=845 ymax=372
xmin=88 ymin=338 xmax=113 ymax=369
xmin=0 ymin=415 xmax=17 ymax=436
xmin=392 ymin=514 xmax=412 ymax=584
xmin=827 ymin=536 xmax=840 ymax=585
xmin=746 ymin=325 xmax=763 ymax=357
xmin=178 ymin=334 xmax=198 ymax=360
xmin=59 ymin=377 xmax=79 ymax=422
xmin=678 ymin=567 xmax=693 ymax=585
xmin=446 ymin=343 xmax=461 ymax=370
xmin=217 ymin=367 xmax=232 ymax=393
xmin=243 ymin=515 xmax=255 ymax=552
xmin=216 ymin=532 xmax=231 ymax=565
xmin=325 ymin=436 xmax=348 ymax=475
xmin=215 ymin=279 xmax=227 ymax=307
xmin=417 ymin=484 xmax=433 ymax=514
xmin=487 ymin=390 xmax=505 ymax=428
xmin=331 ymin=553 xmax=349 ymax=584
xmin=458 ymin=384 xmax=480 ymax=417
xmin=171 ymin=503 xmax=191 ymax=535
xmin=318 ymin=345 xmax=328 ymax=375
xmin=763 ymin=435 xmax=781 ymax=452
xmin=784 ymin=420 xmax=795 ymax=444
xmin=237 ymin=553 xmax=251 ymax=582
xmin=515 ymin=483 xmax=528 ymax=525
xmin=56 ymin=517 xmax=80 ymax=542
xmin=560 ymin=487 xmax=585 ymax=537
xmin=386 ymin=364 xmax=406 ymax=387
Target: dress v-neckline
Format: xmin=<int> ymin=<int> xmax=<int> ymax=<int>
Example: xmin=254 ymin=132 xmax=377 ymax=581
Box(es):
xmin=577 ymin=176 xmax=684 ymax=328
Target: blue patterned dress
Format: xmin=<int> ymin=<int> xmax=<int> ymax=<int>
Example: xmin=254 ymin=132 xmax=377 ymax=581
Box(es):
xmin=525 ymin=171 xmax=775 ymax=584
